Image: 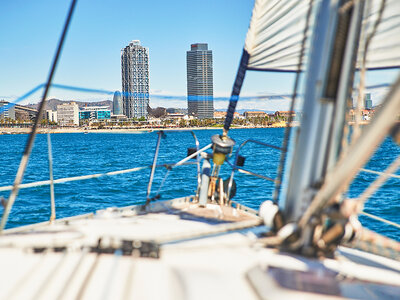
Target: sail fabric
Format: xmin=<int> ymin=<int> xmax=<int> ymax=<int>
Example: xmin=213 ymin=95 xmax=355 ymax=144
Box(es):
xmin=244 ymin=0 xmax=315 ymax=72
xmin=244 ymin=0 xmax=400 ymax=72
xmin=358 ymin=0 xmax=400 ymax=70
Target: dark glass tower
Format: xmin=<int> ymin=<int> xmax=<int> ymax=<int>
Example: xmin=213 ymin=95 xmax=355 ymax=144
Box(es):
xmin=121 ymin=40 xmax=149 ymax=119
xmin=364 ymin=93 xmax=372 ymax=109
xmin=186 ymin=43 xmax=214 ymax=119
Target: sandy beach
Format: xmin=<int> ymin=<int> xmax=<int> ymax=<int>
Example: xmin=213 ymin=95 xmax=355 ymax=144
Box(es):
xmin=0 ymin=121 xmax=293 ymax=135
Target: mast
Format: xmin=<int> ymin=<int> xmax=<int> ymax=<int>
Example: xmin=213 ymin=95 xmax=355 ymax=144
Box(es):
xmin=281 ymin=0 xmax=364 ymax=222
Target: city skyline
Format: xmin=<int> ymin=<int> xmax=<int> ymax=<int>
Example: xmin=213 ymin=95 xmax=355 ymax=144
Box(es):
xmin=0 ymin=0 xmax=396 ymax=111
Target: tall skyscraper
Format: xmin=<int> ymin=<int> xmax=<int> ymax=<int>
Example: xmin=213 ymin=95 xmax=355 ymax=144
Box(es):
xmin=121 ymin=40 xmax=149 ymax=119
xmin=186 ymin=43 xmax=214 ymax=119
xmin=113 ymin=91 xmax=123 ymax=115
xmin=364 ymin=93 xmax=372 ymax=109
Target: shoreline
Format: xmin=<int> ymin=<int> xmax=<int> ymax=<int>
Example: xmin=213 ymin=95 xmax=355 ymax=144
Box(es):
xmin=0 ymin=122 xmax=295 ymax=135
xmin=0 ymin=120 xmax=375 ymax=135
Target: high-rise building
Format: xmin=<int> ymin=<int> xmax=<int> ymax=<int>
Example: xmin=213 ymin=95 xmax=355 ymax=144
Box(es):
xmin=186 ymin=43 xmax=214 ymax=119
xmin=364 ymin=93 xmax=372 ymax=109
xmin=121 ymin=40 xmax=149 ymax=119
xmin=113 ymin=91 xmax=123 ymax=115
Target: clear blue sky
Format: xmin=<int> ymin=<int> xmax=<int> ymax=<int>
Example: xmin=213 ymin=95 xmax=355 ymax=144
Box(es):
xmin=0 ymin=0 xmax=396 ymax=110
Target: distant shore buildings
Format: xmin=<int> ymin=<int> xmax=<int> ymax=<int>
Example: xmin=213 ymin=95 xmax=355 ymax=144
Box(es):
xmin=214 ymin=111 xmax=240 ymax=119
xmin=113 ymin=91 xmax=123 ymax=115
xmin=0 ymin=100 xmax=15 ymax=120
xmin=57 ymin=102 xmax=79 ymax=126
xmin=121 ymin=40 xmax=149 ymax=119
xmin=186 ymin=43 xmax=214 ymax=119
xmin=44 ymin=110 xmax=57 ymax=123
xmin=365 ymin=93 xmax=372 ymax=110
xmin=79 ymin=106 xmax=111 ymax=121
xmin=0 ymin=100 xmax=37 ymax=121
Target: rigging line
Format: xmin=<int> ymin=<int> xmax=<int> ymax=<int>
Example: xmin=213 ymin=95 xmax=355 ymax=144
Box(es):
xmin=146 ymin=131 xmax=164 ymax=205
xmin=360 ymin=167 xmax=400 ymax=179
xmin=272 ymin=0 xmax=314 ymax=203
xmin=298 ymin=72 xmax=400 ymax=229
xmin=352 ymin=0 xmax=386 ymax=143
xmin=341 ymin=228 xmax=400 ymax=261
xmin=0 ymin=84 xmax=45 ymax=114
xmin=0 ymin=0 xmax=78 ymax=232
xmin=171 ymin=144 xmax=212 ymax=169
xmin=357 ymin=156 xmax=400 ymax=209
xmin=47 ymin=132 xmax=56 ymax=222
xmin=339 ymin=97 xmax=353 ymax=162
xmin=0 ymin=163 xmax=197 ymax=193
xmin=223 ymin=50 xmax=250 ymax=133
xmin=154 ymin=169 xmax=171 ymax=199
xmin=339 ymin=0 xmax=355 ymax=14
xmin=51 ymin=83 xmax=113 ymax=96
xmin=1 ymin=81 xmax=387 ymax=115
xmin=360 ymin=211 xmax=400 ymax=229
xmin=225 ymin=159 xmax=275 ymax=182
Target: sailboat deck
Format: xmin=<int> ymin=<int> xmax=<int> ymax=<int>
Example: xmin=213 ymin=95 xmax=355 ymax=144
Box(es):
xmin=0 ymin=197 xmax=400 ymax=299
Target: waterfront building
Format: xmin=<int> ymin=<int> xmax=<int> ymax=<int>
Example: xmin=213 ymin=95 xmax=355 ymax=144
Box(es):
xmin=365 ymin=93 xmax=372 ymax=109
xmin=166 ymin=108 xmax=187 ymax=114
xmin=244 ymin=111 xmax=267 ymax=118
xmin=15 ymin=105 xmax=37 ymax=121
xmin=57 ymin=102 xmax=79 ymax=126
xmin=186 ymin=43 xmax=214 ymax=119
xmin=113 ymin=91 xmax=123 ymax=115
xmin=15 ymin=109 xmax=30 ymax=121
xmin=0 ymin=100 xmax=16 ymax=120
xmin=42 ymin=110 xmax=57 ymax=123
xmin=274 ymin=111 xmax=296 ymax=119
xmin=121 ymin=40 xmax=149 ymax=119
xmin=214 ymin=111 xmax=240 ymax=119
xmin=79 ymin=106 xmax=111 ymax=121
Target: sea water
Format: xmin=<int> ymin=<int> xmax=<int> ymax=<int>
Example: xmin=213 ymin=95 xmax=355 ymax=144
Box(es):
xmin=0 ymin=128 xmax=399 ymax=241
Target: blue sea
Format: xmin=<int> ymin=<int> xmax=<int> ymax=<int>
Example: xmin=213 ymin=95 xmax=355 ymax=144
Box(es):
xmin=0 ymin=128 xmax=399 ymax=241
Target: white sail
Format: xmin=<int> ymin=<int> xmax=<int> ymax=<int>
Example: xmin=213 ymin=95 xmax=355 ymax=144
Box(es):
xmin=360 ymin=0 xmax=400 ymax=70
xmin=244 ymin=0 xmax=400 ymax=72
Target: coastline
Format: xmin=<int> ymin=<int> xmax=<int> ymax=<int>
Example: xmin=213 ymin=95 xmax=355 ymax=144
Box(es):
xmin=0 ymin=121 xmax=295 ymax=135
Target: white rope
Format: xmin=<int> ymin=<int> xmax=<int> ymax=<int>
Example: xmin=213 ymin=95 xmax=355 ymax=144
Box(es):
xmin=47 ymin=132 xmax=56 ymax=222
xmin=360 ymin=167 xmax=400 ymax=179
xmin=0 ymin=166 xmax=148 ymax=192
xmin=352 ymin=0 xmax=385 ymax=142
xmin=357 ymin=156 xmax=400 ymax=207
xmin=360 ymin=211 xmax=400 ymax=229
xmin=0 ymin=144 xmax=211 ymax=193
xmin=171 ymin=144 xmax=212 ymax=169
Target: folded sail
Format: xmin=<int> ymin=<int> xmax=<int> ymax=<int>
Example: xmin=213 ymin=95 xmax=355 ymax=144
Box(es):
xmin=244 ymin=0 xmax=400 ymax=72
